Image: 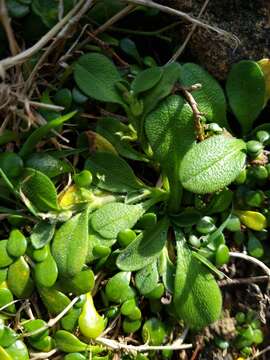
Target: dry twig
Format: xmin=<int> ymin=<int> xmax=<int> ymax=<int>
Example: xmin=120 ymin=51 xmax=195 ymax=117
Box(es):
xmin=126 ymin=0 xmax=239 ymax=45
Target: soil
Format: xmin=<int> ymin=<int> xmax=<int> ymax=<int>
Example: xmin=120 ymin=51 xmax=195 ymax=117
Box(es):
xmin=158 ymin=0 xmax=270 ymax=79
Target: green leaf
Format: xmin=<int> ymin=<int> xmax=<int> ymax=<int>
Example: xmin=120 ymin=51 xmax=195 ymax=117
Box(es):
xmin=180 ymin=135 xmax=246 ymax=194
xmin=179 ymin=63 xmax=228 ymax=127
xmin=120 ymin=38 xmax=141 ymax=64
xmin=158 ymin=248 xmax=175 ymax=293
xmin=74 ymin=53 xmax=123 ymax=104
xmin=85 ymin=152 xmax=144 ymax=193
xmin=226 ymin=60 xmax=265 ymax=134
xmin=90 ymin=202 xmax=145 ymax=239
xmin=30 ymin=221 xmax=55 ymax=249
xmin=32 ymin=0 xmax=74 ymax=27
xmin=19 ymin=111 xmax=76 ymax=159
xmin=145 ymin=94 xmax=195 ymax=177
xmin=52 ymin=209 xmax=89 ymax=277
xmin=96 ymin=117 xmax=148 ymax=162
xmin=25 ymin=153 xmax=72 ymax=178
xmin=131 ymin=67 xmax=163 ymax=95
xmin=135 ymin=261 xmax=159 ymax=295
xmin=105 ymin=272 xmax=134 ymax=303
xmin=116 ymin=217 xmax=169 ymax=271
xmin=174 ymin=230 xmax=222 ymax=329
xmin=20 ymin=168 xmax=59 ymax=212
xmin=143 ymin=62 xmax=181 ymax=116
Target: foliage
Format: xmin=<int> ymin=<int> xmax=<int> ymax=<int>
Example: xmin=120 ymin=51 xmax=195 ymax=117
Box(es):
xmin=0 ymin=2 xmax=270 ymax=359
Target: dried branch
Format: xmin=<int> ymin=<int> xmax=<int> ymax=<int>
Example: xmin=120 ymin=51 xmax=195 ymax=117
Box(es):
xmin=178 ymin=84 xmax=205 ymax=141
xmin=0 ymin=0 xmax=94 ymax=73
xmin=219 ymin=275 xmax=269 ymax=287
xmin=230 ymin=252 xmax=270 ymax=288
xmin=0 ymin=0 xmax=20 ymax=56
xmin=126 ymin=0 xmax=239 ymax=45
xmin=96 ymin=336 xmax=192 ymax=352
xmin=168 ymin=0 xmax=210 ymax=63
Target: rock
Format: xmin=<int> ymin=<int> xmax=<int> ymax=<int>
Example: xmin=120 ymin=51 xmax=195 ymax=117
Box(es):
xmin=158 ymin=0 xmax=270 ymax=79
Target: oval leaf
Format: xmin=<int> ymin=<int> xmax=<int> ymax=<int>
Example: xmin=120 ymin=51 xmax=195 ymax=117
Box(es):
xmin=52 ymin=209 xmax=89 ymax=277
xmin=116 ymin=217 xmax=169 ymax=271
xmin=90 ymin=202 xmax=145 ymax=239
xmin=180 ymin=135 xmax=246 ymax=194
xmin=85 ymin=152 xmax=144 ymax=193
xmin=30 ymin=221 xmax=55 ymax=249
xmin=20 ymin=168 xmax=59 ymax=212
xmin=131 ymin=67 xmax=163 ymax=95
xmin=174 ymin=232 xmax=222 ymax=329
xmin=145 ymin=94 xmax=195 ymax=177
xmin=74 ymin=53 xmax=123 ymax=104
xmin=226 ymin=60 xmax=265 ymax=134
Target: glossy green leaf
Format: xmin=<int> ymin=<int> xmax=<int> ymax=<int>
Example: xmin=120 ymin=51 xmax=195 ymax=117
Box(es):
xmin=96 ymin=117 xmax=147 ymax=161
xmin=35 ymin=253 xmax=58 ymax=287
xmin=74 ymin=53 xmax=123 ymax=104
xmin=37 ymin=286 xmax=70 ymax=315
xmin=7 ymin=257 xmax=33 ymax=298
xmin=5 ymin=340 xmax=29 ymax=360
xmin=52 ymin=209 xmax=89 ymax=277
xmin=116 ymin=217 xmax=169 ymax=271
xmin=226 ymin=60 xmax=265 ymax=133
xmin=135 ymin=261 xmax=159 ymax=295
xmin=0 ymin=240 xmax=14 ymax=268
xmin=179 ymin=63 xmax=228 ymax=127
xmin=20 ymin=168 xmax=59 ymax=212
xmin=30 ymin=221 xmax=55 ymax=249
xmin=180 ymin=135 xmax=246 ymax=194
xmin=85 ymin=152 xmax=144 ymax=193
xmin=26 ymin=153 xmax=72 ymax=178
xmin=131 ymin=67 xmax=163 ymax=95
xmin=19 ymin=111 xmax=76 ymax=159
xmin=174 ymin=231 xmax=222 ymax=329
xmin=91 ymin=202 xmax=145 ymax=239
xmin=105 ymin=272 xmax=134 ymax=303
xmin=143 ymin=62 xmax=181 ymax=116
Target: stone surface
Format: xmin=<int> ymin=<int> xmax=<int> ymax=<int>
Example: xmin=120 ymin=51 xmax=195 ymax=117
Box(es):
xmin=158 ymin=0 xmax=270 ymax=79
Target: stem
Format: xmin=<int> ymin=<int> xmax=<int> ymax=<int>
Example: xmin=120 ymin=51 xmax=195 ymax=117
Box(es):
xmin=167 ymin=167 xmax=183 ymax=214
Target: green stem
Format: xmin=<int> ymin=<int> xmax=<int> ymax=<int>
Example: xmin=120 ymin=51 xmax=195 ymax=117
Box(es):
xmin=167 ymin=170 xmax=183 ymax=214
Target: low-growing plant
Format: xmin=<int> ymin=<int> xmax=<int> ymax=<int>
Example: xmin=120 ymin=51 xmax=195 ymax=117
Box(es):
xmin=0 ymin=2 xmax=270 ymax=359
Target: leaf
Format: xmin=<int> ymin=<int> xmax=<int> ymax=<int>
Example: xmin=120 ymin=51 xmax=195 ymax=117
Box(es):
xmin=96 ymin=117 xmax=148 ymax=161
xmin=19 ymin=111 xmax=76 ymax=159
xmin=20 ymin=168 xmax=59 ymax=212
xmin=25 ymin=153 xmax=72 ymax=178
xmin=226 ymin=60 xmax=265 ymax=134
xmin=120 ymin=38 xmax=141 ymax=64
xmin=30 ymin=221 xmax=55 ymax=249
xmin=258 ymin=58 xmax=270 ymax=103
xmin=234 ymin=210 xmax=267 ymax=231
xmin=32 ymin=0 xmax=74 ymax=27
xmin=192 ymin=252 xmax=224 ymax=279
xmin=74 ymin=53 xmax=123 ymax=104
xmin=179 ymin=63 xmax=228 ymax=127
xmin=116 ymin=217 xmax=169 ymax=271
xmin=90 ymin=202 xmax=145 ymax=239
xmin=143 ymin=62 xmax=181 ymax=116
xmin=145 ymin=94 xmax=195 ymax=178
xmin=52 ymin=209 xmax=89 ymax=277
xmin=174 ymin=231 xmax=222 ymax=329
xmin=131 ymin=67 xmax=163 ymax=95
xmin=158 ymin=248 xmax=175 ymax=293
xmin=179 ymin=135 xmax=246 ymax=194
xmin=85 ymin=152 xmax=144 ymax=193
xmin=135 ymin=261 xmax=159 ymax=295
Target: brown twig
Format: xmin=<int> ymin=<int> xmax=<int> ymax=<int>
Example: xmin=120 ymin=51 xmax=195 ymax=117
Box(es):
xmin=178 ymin=84 xmax=204 ymax=141
xmin=219 ymin=275 xmax=269 ymax=287
xmin=86 ymin=31 xmax=129 ymax=67
xmin=0 ymin=0 xmax=20 ymax=56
